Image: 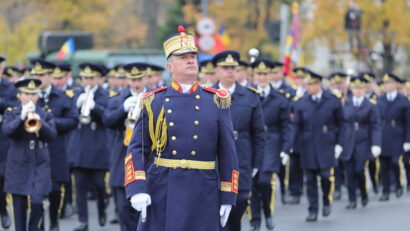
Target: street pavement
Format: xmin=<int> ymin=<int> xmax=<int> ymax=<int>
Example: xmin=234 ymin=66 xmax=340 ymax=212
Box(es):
xmin=4 ymin=186 xmax=410 ymax=231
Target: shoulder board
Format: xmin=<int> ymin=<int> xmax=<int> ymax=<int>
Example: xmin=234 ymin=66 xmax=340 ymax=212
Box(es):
xmin=371 ymin=94 xmax=377 ymax=100
xmin=247 ymin=87 xmax=259 ymax=94
xmin=203 ymin=87 xmax=230 ymax=99
xmin=143 ymin=87 xmax=167 ymax=99
xmin=277 ymin=89 xmax=290 ymax=98
xmin=332 ymin=92 xmax=342 ymax=98
xmin=369 ymin=98 xmax=377 ymax=104
xmin=203 ymin=86 xmax=218 ymax=94
xmin=279 ymin=89 xmax=285 ymax=94
xmin=7 ymin=107 xmax=13 ymax=111
xmin=293 ymin=96 xmax=301 ymax=102
xmin=64 ymin=89 xmax=74 ymax=98
xmin=109 ymin=90 xmax=119 ymax=98
xmin=203 ymin=87 xmax=231 ymax=109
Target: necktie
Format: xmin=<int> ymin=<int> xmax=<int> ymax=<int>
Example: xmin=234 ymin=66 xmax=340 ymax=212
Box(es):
xmin=261 ymin=90 xmax=266 ymax=98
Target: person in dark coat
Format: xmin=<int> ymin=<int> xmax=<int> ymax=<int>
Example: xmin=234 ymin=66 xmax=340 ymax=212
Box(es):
xmin=2 ymin=78 xmax=56 ymax=231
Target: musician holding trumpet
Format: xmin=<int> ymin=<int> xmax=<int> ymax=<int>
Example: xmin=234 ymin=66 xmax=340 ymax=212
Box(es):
xmin=2 ymin=78 xmax=56 ymax=231
xmin=103 ymin=62 xmax=148 ymax=231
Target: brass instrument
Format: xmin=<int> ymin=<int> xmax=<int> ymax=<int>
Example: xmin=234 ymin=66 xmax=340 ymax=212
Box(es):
xmin=25 ymin=111 xmax=42 ymax=133
xmin=79 ymin=87 xmax=94 ymax=124
xmin=123 ymin=94 xmax=143 ymax=146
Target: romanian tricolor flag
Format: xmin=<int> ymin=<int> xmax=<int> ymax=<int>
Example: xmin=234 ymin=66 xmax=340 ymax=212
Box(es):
xmin=57 ymin=38 xmax=75 ymax=60
xmin=213 ymin=24 xmax=230 ymax=53
xmin=283 ymin=3 xmax=303 ymax=78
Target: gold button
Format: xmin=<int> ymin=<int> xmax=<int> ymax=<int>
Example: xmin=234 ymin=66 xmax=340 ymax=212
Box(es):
xmin=195 ymin=106 xmax=200 ymax=111
xmin=172 ymin=150 xmax=177 ymax=155
xmin=165 ymin=98 xmax=170 ymax=102
xmin=191 ymin=151 xmax=196 ymax=155
xmin=169 ymin=122 xmax=174 ymax=127
xmin=194 ymin=120 xmax=199 ymax=125
xmin=193 ymin=135 xmax=198 ymax=140
xmin=171 ymin=136 xmax=176 ymax=141
xmin=195 ymin=95 xmax=200 ymax=99
xmin=167 ymin=109 xmax=172 ymax=114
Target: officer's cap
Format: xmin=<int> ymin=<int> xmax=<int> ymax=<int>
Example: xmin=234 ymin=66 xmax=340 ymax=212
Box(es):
xmin=212 ymin=50 xmax=240 ymax=67
xmin=15 ymin=78 xmax=42 ymax=94
xmin=52 ymin=62 xmax=71 ymax=78
xmin=328 ymin=72 xmax=348 ymax=84
xmin=163 ymin=25 xmax=198 ymax=59
xmin=292 ymin=67 xmax=308 ymax=77
xmin=79 ymin=63 xmax=104 ymax=77
xmin=112 ymin=65 xmax=127 ymax=78
xmin=3 ymin=66 xmax=22 ymax=77
xmin=251 ymin=58 xmax=273 ymax=73
xmin=357 ymin=72 xmax=375 ymax=82
xmin=304 ymin=70 xmax=322 ymax=84
xmin=146 ymin=64 xmax=165 ymax=76
xmin=30 ymin=59 xmax=56 ymax=75
xmin=237 ymin=60 xmax=250 ymax=70
xmin=382 ymin=72 xmax=401 ymax=83
xmin=199 ymin=59 xmax=215 ymax=74
xmin=350 ymin=76 xmax=368 ymax=88
xmin=123 ymin=63 xmax=148 ymax=79
xmin=271 ymin=61 xmax=283 ymax=73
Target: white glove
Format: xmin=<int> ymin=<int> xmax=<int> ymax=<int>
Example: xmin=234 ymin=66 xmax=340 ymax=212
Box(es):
xmin=335 ymin=144 xmax=343 ymax=159
xmin=403 ymin=143 xmax=410 ymax=152
xmin=130 ymin=193 xmax=151 ymax=222
xmin=20 ymin=101 xmax=35 ymax=120
xmin=76 ymin=93 xmax=87 ymax=108
xmin=252 ymin=168 xmax=258 ymax=177
xmin=280 ymin=152 xmax=289 ymax=165
xmin=371 ymin=145 xmax=381 ymax=158
xmin=123 ymin=96 xmax=139 ymax=112
xmin=220 ymin=204 xmax=232 ymax=227
xmin=88 ymin=99 xmax=95 ymax=110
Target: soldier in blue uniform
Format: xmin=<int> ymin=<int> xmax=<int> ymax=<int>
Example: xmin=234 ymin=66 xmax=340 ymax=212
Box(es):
xmin=287 ymin=67 xmax=307 ymax=205
xmin=125 ymin=26 xmax=238 ymax=231
xmin=292 ymin=71 xmax=343 ymax=222
xmin=212 ymin=51 xmax=265 ymax=231
xmin=377 ymin=73 xmax=410 ymax=201
xmin=30 ymin=59 xmax=79 ymax=231
xmin=2 ymin=78 xmax=56 ymax=231
xmin=249 ymin=58 xmax=291 ymax=231
xmin=0 ymin=56 xmax=17 ymax=229
xmin=2 ymin=66 xmax=22 ymax=83
xmin=68 ymin=63 xmax=110 ymax=231
xmin=199 ymin=59 xmax=217 ymax=87
xmin=103 ymin=62 xmax=149 ymax=231
xmin=340 ymin=76 xmax=382 ymax=209
xmin=236 ymin=60 xmax=251 ymax=87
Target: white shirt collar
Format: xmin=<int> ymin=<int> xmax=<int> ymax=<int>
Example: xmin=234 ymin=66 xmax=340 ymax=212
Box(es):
xmin=219 ymin=82 xmax=236 ymax=94
xmin=180 ymin=83 xmax=193 ymax=94
xmin=240 ymin=79 xmax=248 ymax=87
xmin=387 ymin=91 xmax=398 ymax=101
xmin=272 ymin=80 xmax=283 ymax=89
xmin=353 ymin=96 xmax=364 ymax=106
xmin=257 ymin=85 xmax=271 ymax=97
xmin=39 ymin=85 xmax=52 ymax=98
xmin=312 ymin=90 xmax=323 ymax=100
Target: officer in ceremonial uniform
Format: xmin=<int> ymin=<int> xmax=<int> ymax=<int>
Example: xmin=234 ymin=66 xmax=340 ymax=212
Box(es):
xmin=2 ymin=78 xmax=56 ymax=231
xmin=249 ymin=58 xmax=291 ymax=231
xmin=287 ymin=67 xmax=307 ymax=204
xmin=103 ymin=62 xmax=148 ymax=231
xmin=31 ymin=59 xmax=79 ymax=231
xmin=377 ymin=73 xmax=410 ymax=201
xmin=125 ymin=26 xmax=238 ymax=231
xmin=212 ymin=50 xmax=265 ymax=231
xmin=0 ymin=56 xmax=17 ymax=229
xmin=292 ymin=71 xmax=343 ymax=222
xmin=340 ymin=76 xmax=382 ymax=209
xmin=68 ymin=63 xmax=110 ymax=231
xmin=199 ymin=59 xmax=217 ymax=87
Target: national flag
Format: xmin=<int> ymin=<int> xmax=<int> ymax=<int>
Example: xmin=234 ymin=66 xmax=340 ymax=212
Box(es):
xmin=57 ymin=38 xmax=75 ymax=61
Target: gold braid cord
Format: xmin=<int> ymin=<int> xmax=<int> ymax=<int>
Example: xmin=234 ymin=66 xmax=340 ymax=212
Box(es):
xmin=143 ymin=95 xmax=167 ymax=153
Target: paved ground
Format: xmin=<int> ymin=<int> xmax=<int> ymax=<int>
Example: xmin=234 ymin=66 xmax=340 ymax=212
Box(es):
xmin=3 ymin=187 xmax=410 ymax=231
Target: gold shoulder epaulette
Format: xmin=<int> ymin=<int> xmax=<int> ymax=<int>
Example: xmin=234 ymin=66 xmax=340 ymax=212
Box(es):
xmin=369 ymin=98 xmax=377 ymax=104
xmin=332 ymin=92 xmax=342 ymax=98
xmin=279 ymin=89 xmax=285 ymax=94
xmin=65 ymin=89 xmax=74 ymax=98
xmin=293 ymin=96 xmax=301 ymax=102
xmin=247 ymin=86 xmax=259 ymax=94
xmin=203 ymin=87 xmax=231 ymax=109
xmin=109 ymin=90 xmax=119 ymax=97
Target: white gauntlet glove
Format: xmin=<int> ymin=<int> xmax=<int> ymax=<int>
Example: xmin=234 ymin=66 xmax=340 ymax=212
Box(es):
xmin=220 ymin=204 xmax=232 ymax=227
xmin=280 ymin=152 xmax=289 ymax=165
xmin=371 ymin=146 xmax=381 ymax=158
xmin=334 ymin=144 xmax=343 ymax=159
xmin=130 ymin=193 xmax=151 ymax=222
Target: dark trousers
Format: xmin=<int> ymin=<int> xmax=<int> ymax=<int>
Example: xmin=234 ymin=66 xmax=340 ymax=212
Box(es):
xmin=380 ymin=156 xmax=401 ymax=194
xmin=404 ymin=152 xmax=410 ymax=187
xmin=278 ymin=165 xmax=287 ymax=196
xmin=250 ymin=171 xmax=274 ymax=227
xmin=305 ymin=169 xmax=333 ymax=214
xmin=345 ymin=155 xmax=367 ymax=203
xmin=334 ymin=160 xmax=345 ymax=192
xmin=224 ymin=190 xmax=250 ymax=231
xmin=12 ymin=193 xmax=46 ymax=231
xmin=289 ymin=153 xmax=304 ymax=196
xmin=0 ymin=176 xmax=8 ymax=216
xmin=49 ymin=182 xmax=63 ymax=225
xmin=113 ymin=187 xmax=138 ymax=231
xmin=73 ymin=168 xmax=107 ymax=223
xmin=367 ymin=158 xmax=379 ymax=190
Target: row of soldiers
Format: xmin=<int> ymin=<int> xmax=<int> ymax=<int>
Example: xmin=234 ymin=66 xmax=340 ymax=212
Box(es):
xmin=0 ymin=49 xmax=409 ymax=231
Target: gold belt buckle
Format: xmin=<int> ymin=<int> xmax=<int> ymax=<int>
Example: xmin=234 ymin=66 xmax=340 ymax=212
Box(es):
xmin=180 ymin=159 xmax=188 ymax=169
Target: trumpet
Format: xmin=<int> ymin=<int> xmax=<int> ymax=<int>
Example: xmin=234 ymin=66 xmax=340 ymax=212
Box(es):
xmin=79 ymin=87 xmax=94 ymax=124
xmin=124 ymin=95 xmax=142 ymax=129
xmin=25 ymin=111 xmax=42 ymax=133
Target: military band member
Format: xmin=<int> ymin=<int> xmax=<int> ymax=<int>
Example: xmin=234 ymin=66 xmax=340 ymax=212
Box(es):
xmin=199 ymin=59 xmax=217 ymax=87
xmin=0 ymin=56 xmax=17 ymax=229
xmin=2 ymin=78 xmax=56 ymax=231
xmin=340 ymin=76 xmax=382 ymax=209
xmin=31 ymin=59 xmax=79 ymax=231
xmin=378 ymin=73 xmax=410 ymax=201
xmin=68 ymin=63 xmax=110 ymax=231
xmin=125 ymin=26 xmax=238 ymax=231
xmin=103 ymin=62 xmax=148 ymax=231
xmin=212 ymin=50 xmax=265 ymax=231
xmin=292 ymin=71 xmax=343 ymax=222
xmin=249 ymin=58 xmax=291 ymax=231
xmin=287 ymin=67 xmax=307 ymax=204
